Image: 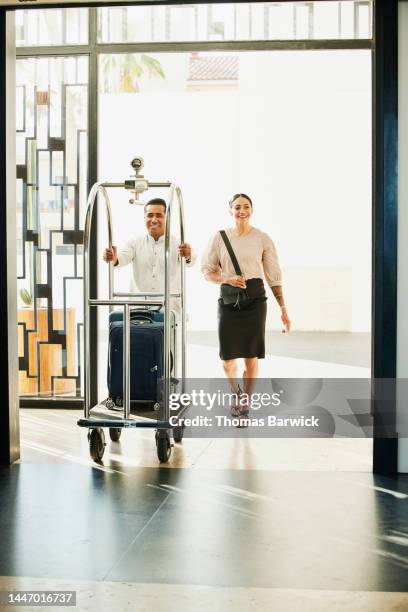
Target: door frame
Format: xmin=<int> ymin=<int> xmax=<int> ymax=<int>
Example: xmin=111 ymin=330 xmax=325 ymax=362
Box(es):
xmin=0 ymin=0 xmax=399 ymax=475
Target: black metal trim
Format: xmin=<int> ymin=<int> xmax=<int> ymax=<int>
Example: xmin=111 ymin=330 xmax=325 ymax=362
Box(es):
xmin=372 ymin=0 xmax=398 ymax=476
xmin=0 ymin=9 xmax=11 ymax=463
xmin=0 ymin=0 xmax=373 ymax=10
xmin=20 ymin=397 xmax=83 ymax=409
xmin=16 ymin=39 xmax=373 ymax=57
xmin=0 ymin=9 xmax=19 ymax=464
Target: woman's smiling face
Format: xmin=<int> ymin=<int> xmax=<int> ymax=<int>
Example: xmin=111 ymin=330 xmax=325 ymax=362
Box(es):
xmin=229 ymin=195 xmax=253 ymax=222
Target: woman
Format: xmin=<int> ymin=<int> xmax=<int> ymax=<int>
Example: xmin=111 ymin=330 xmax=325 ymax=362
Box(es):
xmin=201 ymin=193 xmax=291 ymax=418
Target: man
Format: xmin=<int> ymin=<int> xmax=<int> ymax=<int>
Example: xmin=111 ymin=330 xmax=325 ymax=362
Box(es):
xmin=103 ymin=198 xmax=196 ymax=309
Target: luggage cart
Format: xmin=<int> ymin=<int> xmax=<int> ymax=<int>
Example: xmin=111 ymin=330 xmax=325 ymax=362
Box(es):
xmin=77 ymin=157 xmax=187 ymax=463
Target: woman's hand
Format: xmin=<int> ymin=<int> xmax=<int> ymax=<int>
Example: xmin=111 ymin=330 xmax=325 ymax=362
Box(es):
xmin=227 ymin=275 xmax=247 ymax=288
xmin=281 ymin=308 xmax=291 ymax=333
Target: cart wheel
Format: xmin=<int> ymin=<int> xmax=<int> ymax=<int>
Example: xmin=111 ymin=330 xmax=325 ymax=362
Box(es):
xmin=89 ymin=428 xmax=105 ymax=462
xmin=172 ymin=424 xmax=184 ymax=443
xmin=156 ymin=431 xmax=172 ymax=463
xmin=109 ymin=427 xmax=122 ymax=442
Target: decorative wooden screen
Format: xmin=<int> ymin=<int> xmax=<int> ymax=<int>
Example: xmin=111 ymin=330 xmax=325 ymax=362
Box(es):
xmin=16 ymin=56 xmax=88 ymax=398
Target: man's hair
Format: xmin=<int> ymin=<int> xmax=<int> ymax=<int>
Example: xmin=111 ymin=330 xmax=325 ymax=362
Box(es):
xmin=229 ymin=193 xmax=253 ymax=208
xmin=144 ymin=197 xmax=167 ymax=213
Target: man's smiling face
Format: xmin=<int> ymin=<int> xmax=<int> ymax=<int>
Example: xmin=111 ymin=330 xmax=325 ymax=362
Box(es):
xmin=144 ymin=204 xmax=166 ymax=240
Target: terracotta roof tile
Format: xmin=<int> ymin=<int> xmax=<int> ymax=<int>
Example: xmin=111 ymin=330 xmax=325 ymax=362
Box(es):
xmin=188 ymin=55 xmax=239 ymax=81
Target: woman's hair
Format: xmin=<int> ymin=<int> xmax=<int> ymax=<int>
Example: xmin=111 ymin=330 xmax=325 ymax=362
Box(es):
xmin=229 ymin=193 xmax=253 ymax=208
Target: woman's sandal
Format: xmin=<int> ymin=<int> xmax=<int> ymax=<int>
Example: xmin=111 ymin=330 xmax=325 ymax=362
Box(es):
xmin=229 ymin=384 xmax=243 ymax=417
xmin=230 ymin=404 xmax=242 ymax=418
xmin=237 ymin=385 xmax=250 ymax=417
xmin=229 ymin=385 xmax=249 ymax=425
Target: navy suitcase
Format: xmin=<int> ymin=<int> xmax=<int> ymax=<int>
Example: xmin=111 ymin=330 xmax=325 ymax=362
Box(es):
xmin=107 ymin=310 xmax=175 ymax=406
xmin=109 ymin=308 xmax=167 ymax=324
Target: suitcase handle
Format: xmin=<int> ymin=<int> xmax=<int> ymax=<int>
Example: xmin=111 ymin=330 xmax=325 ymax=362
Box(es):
xmin=130 ymin=315 xmax=153 ymax=325
xmin=130 ymin=311 xmax=154 ymax=320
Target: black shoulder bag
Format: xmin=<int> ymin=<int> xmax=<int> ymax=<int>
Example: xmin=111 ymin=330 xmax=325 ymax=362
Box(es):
xmin=219 ymin=230 xmax=250 ymax=309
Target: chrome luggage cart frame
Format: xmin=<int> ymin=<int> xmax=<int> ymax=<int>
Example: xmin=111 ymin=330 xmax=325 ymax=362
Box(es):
xmin=77 ymin=160 xmax=188 ymax=463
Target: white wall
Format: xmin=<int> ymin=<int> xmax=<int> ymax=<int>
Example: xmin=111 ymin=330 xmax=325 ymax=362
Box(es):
xmin=397 ymin=1 xmax=408 ymax=472
xmin=98 ymin=50 xmax=372 ymax=333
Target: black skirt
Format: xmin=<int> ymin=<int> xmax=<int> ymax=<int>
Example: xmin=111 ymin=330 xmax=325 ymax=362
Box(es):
xmin=218 ymin=278 xmax=267 ymax=360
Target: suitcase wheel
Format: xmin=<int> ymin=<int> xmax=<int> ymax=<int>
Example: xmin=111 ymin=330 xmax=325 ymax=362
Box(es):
xmin=89 ymin=428 xmax=106 ymax=463
xmin=155 ymin=431 xmax=172 ymax=463
xmin=172 ymin=424 xmax=184 ymax=444
xmin=109 ymin=427 xmax=122 ymax=442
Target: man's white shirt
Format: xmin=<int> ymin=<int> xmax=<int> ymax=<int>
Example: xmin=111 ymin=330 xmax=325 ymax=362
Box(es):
xmin=115 ymin=234 xmax=196 ymax=311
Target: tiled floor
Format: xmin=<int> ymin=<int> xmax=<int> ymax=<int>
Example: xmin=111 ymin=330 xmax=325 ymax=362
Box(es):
xmin=4 ymin=335 xmax=402 ymax=611
xmin=0 ymin=576 xmax=407 ymax=612
xmin=19 ymin=409 xmax=372 ymax=472
xmin=1 ymin=411 xmax=404 ymax=612
xmin=4 ymin=407 xmax=403 ymax=611
xmin=0 ymin=465 xmax=408 ymax=611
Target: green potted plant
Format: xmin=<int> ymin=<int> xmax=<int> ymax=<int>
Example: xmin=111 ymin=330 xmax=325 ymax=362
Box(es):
xmin=19 ymin=288 xmax=32 ymax=308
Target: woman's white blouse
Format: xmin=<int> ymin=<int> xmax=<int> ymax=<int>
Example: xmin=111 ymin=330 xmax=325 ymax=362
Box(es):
xmin=201 ymin=227 xmax=282 ymax=287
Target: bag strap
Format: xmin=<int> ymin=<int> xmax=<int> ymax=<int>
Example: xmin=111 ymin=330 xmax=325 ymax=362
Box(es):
xmin=219 ymin=230 xmax=243 ymax=276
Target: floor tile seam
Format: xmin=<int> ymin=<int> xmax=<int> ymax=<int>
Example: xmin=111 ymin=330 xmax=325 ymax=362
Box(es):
xmin=138 ymin=467 xmax=376 ymax=475
xmin=97 ymin=583 xmax=408 ymax=596
xmin=101 ymin=491 xmax=173 ymax=581
xmin=4 ymin=464 xmax=375 ymax=475
xmin=189 ymin=438 xmax=215 ymax=467
xmin=1 ymin=576 xmax=408 ymax=597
